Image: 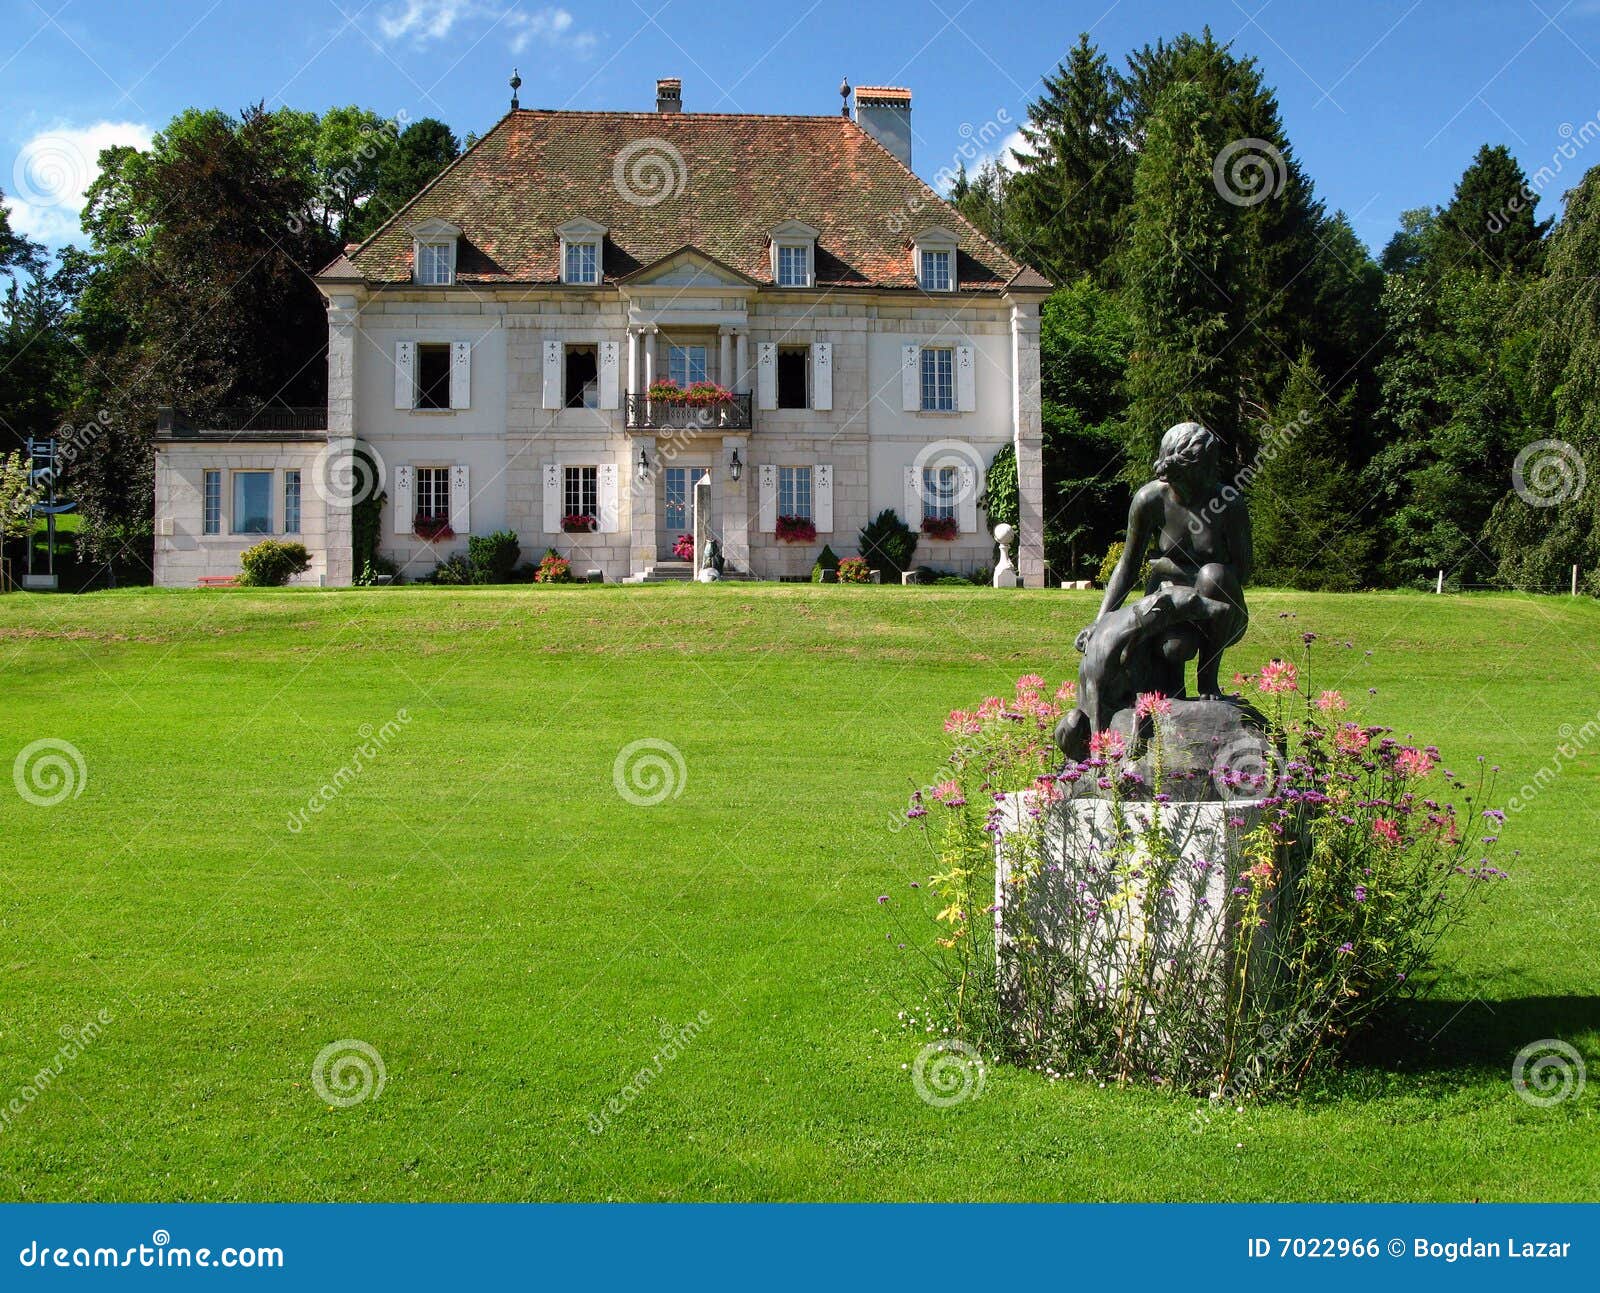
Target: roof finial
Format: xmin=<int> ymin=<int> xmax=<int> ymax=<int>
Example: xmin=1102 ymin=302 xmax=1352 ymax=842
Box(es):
xmin=839 ymin=76 xmax=851 ymax=117
xmin=509 ymin=68 xmax=522 ymax=111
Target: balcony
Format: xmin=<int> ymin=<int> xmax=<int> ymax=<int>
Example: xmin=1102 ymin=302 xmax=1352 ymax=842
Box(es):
xmin=156 ymin=405 xmax=328 ymax=439
xmin=624 ymin=392 xmax=753 ymax=432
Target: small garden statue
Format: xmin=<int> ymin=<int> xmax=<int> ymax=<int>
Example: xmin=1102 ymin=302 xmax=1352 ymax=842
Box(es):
xmin=1055 ymin=421 xmax=1254 ymax=777
xmin=992 ymin=522 xmax=1018 ymax=588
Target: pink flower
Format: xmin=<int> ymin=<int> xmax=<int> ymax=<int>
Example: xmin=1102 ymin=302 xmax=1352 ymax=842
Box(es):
xmin=976 ymin=696 xmax=1005 ymax=720
xmin=1134 ymin=691 xmax=1173 ymax=719
xmin=1315 ymin=689 xmax=1347 ymax=712
xmin=1334 ymin=724 xmax=1370 ymax=755
xmin=1257 ymin=659 xmax=1299 ymax=695
xmin=1395 ymin=748 xmax=1435 ymax=778
xmin=944 ymin=709 xmax=979 ymax=735
xmin=1088 ymin=729 xmax=1126 ymax=760
xmin=1372 ymin=817 xmax=1401 ymax=846
xmin=1015 ymin=673 xmax=1045 ymax=693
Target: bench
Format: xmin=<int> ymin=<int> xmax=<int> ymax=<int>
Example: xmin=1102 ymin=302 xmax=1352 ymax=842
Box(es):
xmin=196 ymin=575 xmax=239 ymax=588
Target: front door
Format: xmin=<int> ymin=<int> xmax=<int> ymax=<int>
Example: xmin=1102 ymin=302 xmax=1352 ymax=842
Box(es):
xmin=660 ymin=465 xmax=710 ymax=558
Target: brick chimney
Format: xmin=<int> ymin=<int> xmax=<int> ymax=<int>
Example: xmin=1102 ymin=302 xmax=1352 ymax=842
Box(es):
xmin=853 ymin=86 xmax=912 ymax=166
xmin=656 ymin=78 xmax=682 ymax=113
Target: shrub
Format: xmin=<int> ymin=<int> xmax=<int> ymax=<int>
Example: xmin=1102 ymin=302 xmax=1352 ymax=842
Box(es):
xmin=775 ymin=515 xmax=817 ymax=543
xmin=236 ymin=540 xmax=310 ymax=587
xmin=859 ymin=509 xmax=917 ymax=579
xmin=836 ymin=556 xmax=870 ymax=583
xmin=1096 ymin=539 xmax=1151 ymax=588
xmin=355 ymin=556 xmax=400 ymax=586
xmin=891 ymin=641 xmax=1506 ymax=1100
xmin=980 ymin=442 xmax=1019 ymax=534
xmin=428 ymin=554 xmax=471 ymax=585
xmin=810 ymin=544 xmax=839 ymax=582
xmin=534 ymin=549 xmax=573 ymax=584
xmin=468 ymin=530 xmax=521 ymax=584
xmin=673 ymin=533 xmax=694 ymax=561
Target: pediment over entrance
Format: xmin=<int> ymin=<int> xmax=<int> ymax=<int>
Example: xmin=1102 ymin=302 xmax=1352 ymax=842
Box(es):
xmin=620 ymin=245 xmax=759 ymax=289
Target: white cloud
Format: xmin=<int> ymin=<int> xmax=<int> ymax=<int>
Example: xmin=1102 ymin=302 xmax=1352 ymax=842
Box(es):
xmin=933 ymin=128 xmax=1030 ymax=196
xmin=378 ymin=0 xmax=593 ymax=55
xmin=5 ymin=121 xmax=154 ymax=246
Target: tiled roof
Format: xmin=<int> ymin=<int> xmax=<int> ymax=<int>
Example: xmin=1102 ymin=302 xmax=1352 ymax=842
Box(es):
xmin=340 ymin=110 xmax=1036 ymax=292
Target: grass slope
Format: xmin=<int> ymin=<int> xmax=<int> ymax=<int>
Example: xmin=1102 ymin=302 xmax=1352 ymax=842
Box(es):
xmin=0 ymin=584 xmax=1596 ymax=1201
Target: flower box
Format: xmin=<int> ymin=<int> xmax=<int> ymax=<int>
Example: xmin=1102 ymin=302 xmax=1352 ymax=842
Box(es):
xmin=561 ymin=514 xmax=598 ymax=534
xmin=413 ymin=516 xmax=455 ymax=541
xmin=775 ymin=515 xmax=817 ymax=543
xmin=921 ymin=516 xmax=960 ymax=541
xmin=646 ymin=379 xmax=734 ymax=407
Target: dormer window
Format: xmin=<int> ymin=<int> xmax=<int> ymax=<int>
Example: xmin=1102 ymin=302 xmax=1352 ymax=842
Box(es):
xmin=769 ymin=220 xmax=818 ymax=289
xmin=410 ymin=218 xmax=461 ymax=286
xmin=558 ymin=218 xmax=607 ymax=286
xmin=912 ymin=226 xmax=958 ymax=292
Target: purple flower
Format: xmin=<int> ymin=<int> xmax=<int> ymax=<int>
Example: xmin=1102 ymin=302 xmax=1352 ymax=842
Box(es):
xmin=1353 ymin=885 xmax=1368 ymax=903
xmin=877 ymin=895 xmax=889 ymax=904
xmin=1337 ymin=941 xmax=1354 ymax=955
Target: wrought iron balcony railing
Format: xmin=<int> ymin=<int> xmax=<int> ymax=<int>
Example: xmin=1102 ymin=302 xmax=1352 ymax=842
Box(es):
xmin=624 ymin=392 xmax=753 ymax=431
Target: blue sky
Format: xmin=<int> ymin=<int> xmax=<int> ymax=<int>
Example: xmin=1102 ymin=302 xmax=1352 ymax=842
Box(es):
xmin=5 ymin=0 xmax=1600 ymax=254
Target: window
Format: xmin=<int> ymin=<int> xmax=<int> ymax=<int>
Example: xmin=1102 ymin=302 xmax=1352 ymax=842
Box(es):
xmin=778 ymin=466 xmax=812 ymax=520
xmin=232 ymin=471 xmax=272 ymax=535
xmin=919 ymin=249 xmax=952 ymax=292
xmin=415 ymin=241 xmax=454 ymax=285
xmin=920 ymin=347 xmax=955 ymax=412
xmin=564 ymin=465 xmax=598 ymax=520
xmin=416 ymin=343 xmax=451 ymax=410
xmin=284 ymin=470 xmax=302 ymax=534
xmin=415 ymin=467 xmax=450 ymax=524
xmin=664 ymin=466 xmax=708 ymax=532
xmin=667 ymin=344 xmax=707 ymax=387
xmin=564 ymin=345 xmax=598 ymax=409
xmin=203 ymin=470 xmax=221 ymax=535
xmin=564 ymin=240 xmax=599 ymax=285
xmin=777 ymin=347 xmax=809 ymax=409
xmin=776 ymin=244 xmax=809 ymax=287
xmin=923 ymin=466 xmax=958 ymax=522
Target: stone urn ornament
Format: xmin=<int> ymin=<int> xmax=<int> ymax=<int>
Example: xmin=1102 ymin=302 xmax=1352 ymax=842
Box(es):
xmin=991 ymin=522 xmax=1019 ymax=588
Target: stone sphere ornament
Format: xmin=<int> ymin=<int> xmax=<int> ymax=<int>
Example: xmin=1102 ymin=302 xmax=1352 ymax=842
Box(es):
xmin=992 ymin=523 xmax=1019 ymax=588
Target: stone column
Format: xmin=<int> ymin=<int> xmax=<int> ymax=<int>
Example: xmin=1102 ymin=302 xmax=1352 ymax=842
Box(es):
xmin=323 ymin=292 xmax=359 ymax=587
xmin=720 ymin=434 xmax=750 ymax=575
xmin=629 ymin=434 xmax=657 ymax=573
xmin=643 ymin=326 xmax=659 ymax=387
xmin=692 ymin=474 xmax=711 ymax=580
xmin=1009 ymin=299 xmax=1046 ymax=588
xmin=627 ymin=327 xmax=640 ymax=396
xmin=719 ymin=327 xmax=733 ymax=389
xmin=734 ymin=330 xmax=750 ymax=394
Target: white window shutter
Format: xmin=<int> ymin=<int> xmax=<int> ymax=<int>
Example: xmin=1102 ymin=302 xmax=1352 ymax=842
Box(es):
xmin=958 ymin=465 xmax=978 ymax=534
xmin=450 ymin=341 xmax=471 ymax=409
xmin=757 ymin=464 xmax=778 ymax=531
xmin=394 ymin=341 xmax=416 ymax=410
xmin=598 ymin=462 xmax=620 ymax=533
xmin=450 ymin=464 xmax=471 ymax=534
xmin=393 ymin=465 xmax=413 ymax=535
xmin=811 ymin=342 xmax=832 ymax=411
xmin=756 ymin=342 xmax=777 ymax=411
xmin=814 ymin=464 xmax=834 ymax=532
xmin=542 ymin=339 xmax=563 ymax=411
xmin=903 ymin=465 xmax=923 ymax=527
xmin=599 ymin=340 xmax=620 ymax=410
xmin=543 ymin=463 xmax=562 ymax=532
xmin=956 ymin=343 xmax=976 ymax=413
xmin=901 ymin=344 xmax=920 ymax=411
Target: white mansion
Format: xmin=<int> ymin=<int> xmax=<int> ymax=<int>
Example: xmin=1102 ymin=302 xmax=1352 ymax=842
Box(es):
xmin=152 ymin=78 xmax=1048 ymax=586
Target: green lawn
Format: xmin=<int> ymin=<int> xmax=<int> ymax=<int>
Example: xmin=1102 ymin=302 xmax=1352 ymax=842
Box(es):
xmin=0 ymin=584 xmax=1596 ymax=1201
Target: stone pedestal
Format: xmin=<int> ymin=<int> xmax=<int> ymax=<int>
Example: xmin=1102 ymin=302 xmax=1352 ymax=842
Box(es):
xmin=992 ymin=522 xmax=1019 ymax=588
xmin=994 ymin=792 xmax=1273 ymax=1003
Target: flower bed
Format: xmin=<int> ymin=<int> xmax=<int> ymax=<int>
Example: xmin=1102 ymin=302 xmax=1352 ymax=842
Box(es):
xmin=561 ymin=514 xmax=597 ymax=534
xmin=775 ymin=515 xmax=817 ymax=544
xmin=888 ymin=635 xmax=1508 ymax=1099
xmin=533 ymin=551 xmax=573 ymax=583
xmin=836 ymin=556 xmax=871 ymax=583
xmin=413 ymin=516 xmax=454 ymax=542
xmin=920 ymin=516 xmax=960 ymax=541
